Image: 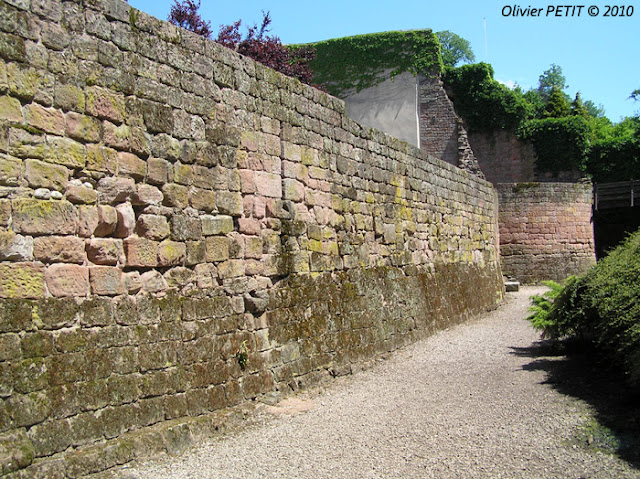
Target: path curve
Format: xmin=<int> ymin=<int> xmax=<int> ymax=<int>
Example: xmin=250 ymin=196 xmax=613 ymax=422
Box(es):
xmin=119 ymin=287 xmax=640 ymax=479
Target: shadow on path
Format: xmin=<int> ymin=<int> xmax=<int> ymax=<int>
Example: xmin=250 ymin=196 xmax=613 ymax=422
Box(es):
xmin=511 ymin=341 xmax=640 ymax=470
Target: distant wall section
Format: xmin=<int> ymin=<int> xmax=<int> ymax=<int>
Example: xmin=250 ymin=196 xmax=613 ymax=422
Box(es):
xmin=497 ymin=183 xmax=596 ymax=283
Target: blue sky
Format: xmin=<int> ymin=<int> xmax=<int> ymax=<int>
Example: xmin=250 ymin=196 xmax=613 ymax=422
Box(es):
xmin=128 ymin=0 xmax=639 ymax=122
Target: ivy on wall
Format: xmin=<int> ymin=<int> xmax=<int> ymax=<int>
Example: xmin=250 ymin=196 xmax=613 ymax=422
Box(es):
xmin=516 ymin=116 xmax=591 ymax=174
xmin=441 ymin=63 xmax=532 ymax=134
xmin=293 ymin=30 xmax=442 ymax=97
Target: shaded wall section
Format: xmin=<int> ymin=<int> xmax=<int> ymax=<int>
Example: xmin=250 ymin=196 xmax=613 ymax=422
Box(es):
xmin=497 ymin=183 xmax=596 ymax=283
xmin=0 ymin=0 xmax=504 ymax=476
xmin=343 ymin=71 xmax=419 ymax=147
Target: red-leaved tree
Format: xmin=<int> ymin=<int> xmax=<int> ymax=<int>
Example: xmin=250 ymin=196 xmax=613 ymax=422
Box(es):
xmin=168 ymin=3 xmax=316 ymax=87
xmin=168 ymin=0 xmax=213 ymax=39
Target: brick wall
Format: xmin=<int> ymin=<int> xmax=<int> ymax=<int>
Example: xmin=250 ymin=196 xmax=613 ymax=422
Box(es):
xmin=497 ymin=183 xmax=596 ymax=283
xmin=0 ymin=0 xmax=504 ymax=476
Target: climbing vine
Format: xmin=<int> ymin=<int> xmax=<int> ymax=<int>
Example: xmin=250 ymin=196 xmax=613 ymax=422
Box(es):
xmin=293 ymin=30 xmax=442 ymax=97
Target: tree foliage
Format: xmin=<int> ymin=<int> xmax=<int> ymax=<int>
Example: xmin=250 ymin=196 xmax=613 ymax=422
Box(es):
xmin=442 ymin=63 xmax=532 ymax=133
xmin=167 ymin=3 xmax=316 ymax=86
xmin=436 ymin=30 xmax=475 ymax=67
xmin=537 ymin=63 xmax=568 ymax=99
xmin=215 ymin=12 xmax=316 ymax=86
xmin=444 ymin=61 xmax=640 ymax=180
xmin=527 ymin=228 xmax=640 ymax=389
xmin=168 ymin=0 xmax=213 ymax=38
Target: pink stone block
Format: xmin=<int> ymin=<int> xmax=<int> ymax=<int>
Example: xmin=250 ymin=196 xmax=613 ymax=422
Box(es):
xmin=46 ymin=264 xmax=89 ymax=297
xmin=89 ymin=266 xmax=124 ymax=296
xmin=254 ymin=171 xmax=281 ymax=198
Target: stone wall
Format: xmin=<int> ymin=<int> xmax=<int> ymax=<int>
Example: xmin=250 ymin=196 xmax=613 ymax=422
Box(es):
xmin=497 ymin=183 xmax=596 ymax=283
xmin=0 ymin=0 xmax=504 ymax=476
xmin=469 ymin=129 xmax=584 ymax=184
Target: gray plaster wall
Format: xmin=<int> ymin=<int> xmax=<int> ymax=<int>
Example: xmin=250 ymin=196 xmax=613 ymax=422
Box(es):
xmin=343 ymin=71 xmax=419 ymax=147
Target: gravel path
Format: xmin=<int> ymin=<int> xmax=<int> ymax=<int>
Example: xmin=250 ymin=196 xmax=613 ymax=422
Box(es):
xmin=119 ymin=287 xmax=640 ymax=478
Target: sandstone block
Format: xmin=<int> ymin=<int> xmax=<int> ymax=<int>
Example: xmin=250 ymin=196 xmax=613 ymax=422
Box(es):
xmin=0 ymin=154 xmax=21 ymax=187
xmin=0 ymin=95 xmax=23 ymax=122
xmin=65 ymin=184 xmax=98 ymax=204
xmin=118 ymin=152 xmax=146 ymax=180
xmin=239 ymin=169 xmax=255 ymax=193
xmin=215 ymin=191 xmax=242 ymax=216
xmin=218 ymin=259 xmax=244 ymax=279
xmin=194 ymin=263 xmax=217 ymax=288
xmin=170 ymin=215 xmax=201 ymax=241
xmin=201 ymin=215 xmax=234 ymax=236
xmin=238 ymin=218 xmax=261 ymax=236
xmin=102 ymin=121 xmax=130 ymax=150
xmin=254 ymin=171 xmax=282 ymax=198
xmin=86 ymin=144 xmax=118 ymax=174
xmin=89 ymin=266 xmax=124 ymax=296
xmin=86 ymin=238 xmax=124 ymax=265
xmin=97 ymin=177 xmax=135 ymax=204
xmin=186 ymin=240 xmax=207 ymax=265
xmin=45 ymin=263 xmax=89 ymax=297
xmin=157 ymin=239 xmax=186 ymax=267
xmin=140 ymin=270 xmax=167 ymax=293
xmin=124 ymin=237 xmax=159 ymax=267
xmin=54 ymin=83 xmax=84 ymax=111
xmin=123 ymin=271 xmax=142 ymax=294
xmin=115 ymin=202 xmax=136 ymax=238
xmin=94 ymin=204 xmax=118 ymax=237
xmin=0 ymin=200 xmax=10 ymax=227
xmin=147 ymin=157 xmax=170 ymax=185
xmin=164 ymin=266 xmax=196 ymax=288
xmin=45 ymin=136 xmax=86 ymax=169
xmin=0 ymin=262 xmax=44 ymax=299
xmin=65 ymin=112 xmax=101 ymax=143
xmin=136 ymin=214 xmax=170 ymax=240
xmin=33 ymin=236 xmax=85 ymax=264
xmin=85 ymin=85 xmax=125 ymax=123
xmin=162 ymin=183 xmax=189 ymax=209
xmin=184 ymin=188 xmax=214 ymax=215
xmin=283 ymin=178 xmax=304 ymax=202
xmin=0 ymin=231 xmax=33 ymax=261
xmin=77 ymin=205 xmax=98 ymax=237
xmin=23 ymin=158 xmax=68 ymax=191
xmin=12 ymin=199 xmax=77 ymax=235
xmin=244 ymin=236 xmax=263 ymax=259
xmin=205 ymin=236 xmax=229 ymax=262
xmin=24 ymin=103 xmax=64 ymax=135
xmin=133 ymin=183 xmax=163 ymax=206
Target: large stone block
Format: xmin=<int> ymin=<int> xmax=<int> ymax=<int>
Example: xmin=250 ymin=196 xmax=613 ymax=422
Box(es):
xmin=33 ymin=236 xmax=85 ymax=264
xmin=86 ymin=238 xmax=125 ymax=265
xmin=23 ymin=158 xmax=69 ymax=191
xmin=89 ymin=266 xmax=124 ymax=296
xmin=45 ymin=264 xmax=89 ymax=297
xmin=24 ymin=103 xmax=64 ymax=135
xmin=12 ymin=199 xmax=77 ymax=236
xmin=124 ymin=237 xmax=159 ymax=267
xmin=0 ymin=262 xmax=44 ymax=298
xmin=85 ymin=85 xmax=125 ymax=123
xmin=0 ymin=231 xmax=33 ymax=261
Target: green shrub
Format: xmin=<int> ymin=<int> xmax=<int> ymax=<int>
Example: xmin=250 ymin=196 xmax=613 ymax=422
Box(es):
xmin=528 ymin=228 xmax=640 ymax=387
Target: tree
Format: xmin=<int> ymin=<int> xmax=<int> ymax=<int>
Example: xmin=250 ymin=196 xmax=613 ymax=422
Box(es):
xmin=216 ymin=12 xmax=316 ymax=86
xmin=543 ymin=86 xmax=571 ymax=118
xmin=167 ymin=4 xmax=317 ymax=86
xmin=571 ymin=93 xmax=590 ymax=118
xmin=436 ymin=30 xmax=475 ymax=67
xmin=537 ymin=63 xmax=568 ymax=100
xmin=167 ymin=0 xmax=213 ymax=38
